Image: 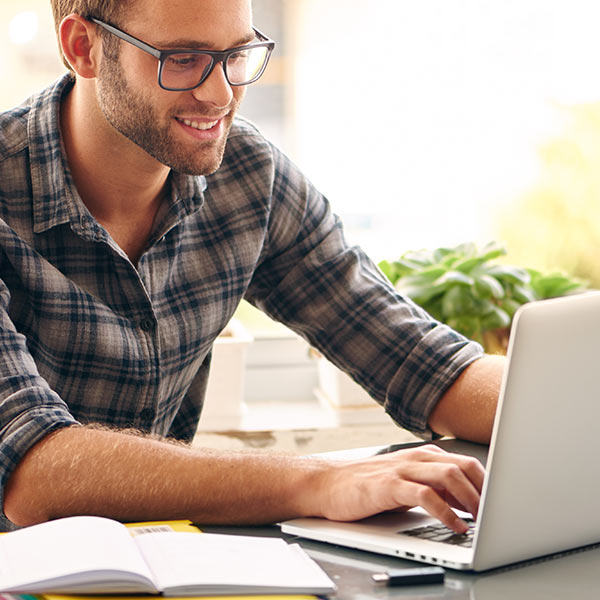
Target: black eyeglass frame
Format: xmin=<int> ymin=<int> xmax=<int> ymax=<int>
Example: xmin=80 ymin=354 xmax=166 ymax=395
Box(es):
xmin=88 ymin=17 xmax=275 ymax=91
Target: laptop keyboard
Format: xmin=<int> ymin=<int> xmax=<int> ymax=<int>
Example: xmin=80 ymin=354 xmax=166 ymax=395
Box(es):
xmin=402 ymin=519 xmax=476 ymax=548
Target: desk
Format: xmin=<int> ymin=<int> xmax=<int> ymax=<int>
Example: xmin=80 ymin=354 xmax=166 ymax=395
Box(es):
xmin=200 ymin=521 xmax=600 ymax=600
xmin=202 ymin=440 xmax=600 ymax=600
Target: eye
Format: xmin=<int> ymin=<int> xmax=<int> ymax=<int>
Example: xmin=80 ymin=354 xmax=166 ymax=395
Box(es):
xmin=228 ymin=50 xmax=249 ymax=63
xmin=164 ymin=53 xmax=207 ymax=70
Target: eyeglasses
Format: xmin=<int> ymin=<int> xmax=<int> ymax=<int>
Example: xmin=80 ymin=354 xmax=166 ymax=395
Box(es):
xmin=89 ymin=17 xmax=275 ymax=91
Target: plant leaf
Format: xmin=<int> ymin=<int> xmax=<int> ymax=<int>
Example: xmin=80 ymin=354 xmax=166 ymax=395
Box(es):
xmin=446 ymin=315 xmax=481 ymax=339
xmin=377 ymin=260 xmax=397 ymax=283
xmin=499 ymin=297 xmax=522 ymax=318
xmin=441 ymin=286 xmax=478 ymax=318
xmin=432 ymin=247 xmax=456 ymax=263
xmin=481 ymin=306 xmax=511 ymax=330
xmin=454 ymin=242 xmax=477 ymax=257
xmin=528 ymin=271 xmax=586 ymax=299
xmin=475 ymin=274 xmax=505 ymax=299
xmin=436 ymin=271 xmax=475 ymax=287
xmin=455 ymin=256 xmax=486 ymax=274
xmin=479 ymin=241 xmax=507 ymax=262
xmin=400 ymin=267 xmax=448 ymax=284
xmin=398 ymin=282 xmax=446 ymax=305
xmin=486 ymin=264 xmax=530 ymax=285
xmin=510 ymin=284 xmax=537 ymax=304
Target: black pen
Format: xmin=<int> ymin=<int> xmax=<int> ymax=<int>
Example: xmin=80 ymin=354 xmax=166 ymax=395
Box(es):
xmin=371 ymin=566 xmax=445 ymax=586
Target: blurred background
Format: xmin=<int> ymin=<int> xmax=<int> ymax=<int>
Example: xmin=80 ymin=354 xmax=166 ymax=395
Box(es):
xmin=4 ymin=0 xmax=600 ymax=282
xmin=4 ymin=1 xmax=600 ymax=445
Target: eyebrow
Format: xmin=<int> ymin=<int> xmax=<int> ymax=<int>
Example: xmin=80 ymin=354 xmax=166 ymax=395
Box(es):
xmin=153 ymin=32 xmax=257 ymax=51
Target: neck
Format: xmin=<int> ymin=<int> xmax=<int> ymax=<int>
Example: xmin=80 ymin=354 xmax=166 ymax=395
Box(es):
xmin=60 ymin=78 xmax=169 ymax=222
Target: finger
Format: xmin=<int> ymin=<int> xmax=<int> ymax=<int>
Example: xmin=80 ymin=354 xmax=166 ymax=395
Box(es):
xmin=436 ymin=490 xmax=468 ymax=514
xmin=389 ymin=505 xmax=413 ymax=514
xmin=403 ymin=461 xmax=481 ymax=518
xmin=383 ymin=448 xmax=484 ymax=514
xmin=436 ymin=455 xmax=485 ymax=494
xmin=395 ymin=480 xmax=469 ymax=533
xmin=402 ymin=447 xmax=486 ymax=493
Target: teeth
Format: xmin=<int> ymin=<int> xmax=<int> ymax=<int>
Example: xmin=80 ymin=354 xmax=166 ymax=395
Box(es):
xmin=181 ymin=118 xmax=218 ymax=130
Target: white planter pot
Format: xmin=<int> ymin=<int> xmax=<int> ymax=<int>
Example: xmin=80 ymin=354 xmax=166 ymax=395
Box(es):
xmin=314 ymin=357 xmax=390 ymax=426
xmin=196 ymin=319 xmax=253 ymax=431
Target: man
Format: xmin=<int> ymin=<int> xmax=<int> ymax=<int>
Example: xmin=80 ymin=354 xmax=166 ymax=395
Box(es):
xmin=0 ymin=0 xmax=505 ymax=533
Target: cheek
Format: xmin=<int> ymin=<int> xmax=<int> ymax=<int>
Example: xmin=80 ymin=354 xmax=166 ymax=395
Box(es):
xmin=232 ymin=85 xmax=246 ymax=107
xmin=121 ymin=46 xmax=159 ymax=88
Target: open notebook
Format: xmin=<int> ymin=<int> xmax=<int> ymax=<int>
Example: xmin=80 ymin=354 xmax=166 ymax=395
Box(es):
xmin=0 ymin=515 xmax=335 ymax=595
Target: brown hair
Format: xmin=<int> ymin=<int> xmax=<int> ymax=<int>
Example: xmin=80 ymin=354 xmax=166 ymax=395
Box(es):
xmin=50 ymin=0 xmax=136 ymax=70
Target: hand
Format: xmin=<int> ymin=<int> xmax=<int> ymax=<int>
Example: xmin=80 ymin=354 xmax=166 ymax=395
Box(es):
xmin=314 ymin=445 xmax=484 ymax=533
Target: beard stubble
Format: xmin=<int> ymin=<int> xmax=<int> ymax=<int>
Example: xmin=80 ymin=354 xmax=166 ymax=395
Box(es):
xmin=96 ymin=54 xmax=237 ymax=176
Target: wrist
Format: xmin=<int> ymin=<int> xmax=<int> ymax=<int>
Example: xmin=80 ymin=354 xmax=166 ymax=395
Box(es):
xmin=285 ymin=457 xmax=333 ymax=519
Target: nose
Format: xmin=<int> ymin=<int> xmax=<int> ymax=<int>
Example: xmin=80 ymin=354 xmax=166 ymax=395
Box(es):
xmin=191 ymin=61 xmax=233 ymax=108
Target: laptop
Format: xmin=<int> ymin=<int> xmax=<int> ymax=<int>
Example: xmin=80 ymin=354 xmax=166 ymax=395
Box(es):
xmin=281 ymin=292 xmax=600 ymax=571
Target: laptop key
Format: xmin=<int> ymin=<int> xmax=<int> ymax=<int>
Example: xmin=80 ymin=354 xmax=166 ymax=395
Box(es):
xmin=400 ymin=520 xmax=476 ymax=548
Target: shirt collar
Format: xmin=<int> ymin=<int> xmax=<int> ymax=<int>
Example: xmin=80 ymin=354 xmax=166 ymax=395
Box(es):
xmin=29 ymin=74 xmax=80 ymax=235
xmin=28 ymin=74 xmax=206 ymax=239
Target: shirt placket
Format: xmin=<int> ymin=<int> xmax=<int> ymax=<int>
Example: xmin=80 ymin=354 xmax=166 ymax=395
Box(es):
xmin=81 ymin=220 xmax=163 ymax=434
xmin=123 ymin=258 xmax=162 ymax=433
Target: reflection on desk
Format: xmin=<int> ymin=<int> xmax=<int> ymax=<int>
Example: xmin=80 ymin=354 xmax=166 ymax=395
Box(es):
xmin=201 ymin=522 xmax=600 ymax=600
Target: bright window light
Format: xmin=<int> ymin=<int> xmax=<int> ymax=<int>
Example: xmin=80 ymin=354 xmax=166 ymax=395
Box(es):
xmin=289 ymin=0 xmax=600 ymax=258
xmin=9 ymin=11 xmax=39 ymax=46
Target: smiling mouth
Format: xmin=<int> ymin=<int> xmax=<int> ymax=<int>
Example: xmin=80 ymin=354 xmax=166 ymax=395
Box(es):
xmin=176 ymin=117 xmax=219 ymax=131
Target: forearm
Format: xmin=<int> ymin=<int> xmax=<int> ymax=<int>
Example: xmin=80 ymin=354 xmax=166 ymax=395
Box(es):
xmin=4 ymin=424 xmax=490 ymax=535
xmin=428 ymin=354 xmax=506 ymax=444
xmin=4 ymin=425 xmax=326 ymax=527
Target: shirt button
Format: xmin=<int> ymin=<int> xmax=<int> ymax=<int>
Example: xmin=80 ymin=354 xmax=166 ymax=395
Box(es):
xmin=139 ymin=318 xmax=154 ymax=331
xmin=140 ymin=408 xmax=155 ymax=422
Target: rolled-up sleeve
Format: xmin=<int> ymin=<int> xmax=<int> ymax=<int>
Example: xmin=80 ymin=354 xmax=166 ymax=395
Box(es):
xmin=246 ymin=143 xmax=484 ymax=438
xmin=0 ymin=277 xmax=79 ymax=522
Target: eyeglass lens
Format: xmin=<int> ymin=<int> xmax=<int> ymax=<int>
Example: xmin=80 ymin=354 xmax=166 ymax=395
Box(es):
xmin=160 ymin=46 xmax=269 ymax=89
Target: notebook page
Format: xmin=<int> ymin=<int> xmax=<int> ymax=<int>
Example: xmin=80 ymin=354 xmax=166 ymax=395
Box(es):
xmin=134 ymin=531 xmax=335 ymax=594
xmin=0 ymin=516 xmax=157 ymax=593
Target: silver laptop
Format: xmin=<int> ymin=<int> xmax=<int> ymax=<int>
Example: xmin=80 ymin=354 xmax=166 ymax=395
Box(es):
xmin=282 ymin=292 xmax=600 ymax=571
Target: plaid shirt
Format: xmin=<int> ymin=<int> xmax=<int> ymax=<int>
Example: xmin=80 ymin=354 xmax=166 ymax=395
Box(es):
xmin=0 ymin=75 xmax=482 ymax=524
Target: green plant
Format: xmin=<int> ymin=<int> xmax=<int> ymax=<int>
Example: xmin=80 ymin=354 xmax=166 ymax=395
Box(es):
xmin=379 ymin=242 xmax=586 ymax=353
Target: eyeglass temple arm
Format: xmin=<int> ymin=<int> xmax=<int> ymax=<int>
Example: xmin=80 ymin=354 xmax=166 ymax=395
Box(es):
xmin=252 ymin=27 xmax=272 ymax=43
xmin=89 ymin=17 xmax=162 ymax=59
xmin=90 ymin=17 xmax=273 ymax=56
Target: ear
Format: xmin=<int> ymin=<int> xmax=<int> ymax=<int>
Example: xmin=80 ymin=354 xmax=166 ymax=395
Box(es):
xmin=59 ymin=14 xmax=103 ymax=78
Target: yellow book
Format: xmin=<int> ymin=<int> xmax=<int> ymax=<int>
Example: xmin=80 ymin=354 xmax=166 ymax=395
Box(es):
xmin=46 ymin=595 xmax=316 ymax=600
xmin=124 ymin=520 xmax=201 ymax=534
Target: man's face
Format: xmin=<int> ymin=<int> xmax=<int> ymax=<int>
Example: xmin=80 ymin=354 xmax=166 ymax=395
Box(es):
xmin=95 ymin=0 xmax=251 ymax=176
